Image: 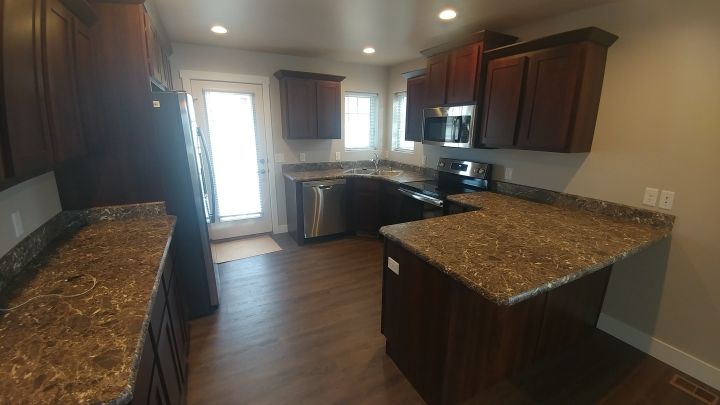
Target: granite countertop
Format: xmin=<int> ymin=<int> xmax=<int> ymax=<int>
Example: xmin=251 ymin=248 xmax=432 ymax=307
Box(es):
xmin=0 ymin=213 xmax=175 ymax=404
xmin=283 ymin=167 xmax=433 ymax=185
xmin=380 ymin=192 xmax=673 ymax=306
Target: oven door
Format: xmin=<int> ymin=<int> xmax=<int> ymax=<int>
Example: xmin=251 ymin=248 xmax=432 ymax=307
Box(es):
xmin=397 ymin=188 xmax=444 ymax=220
xmin=422 ymin=105 xmax=476 ymax=148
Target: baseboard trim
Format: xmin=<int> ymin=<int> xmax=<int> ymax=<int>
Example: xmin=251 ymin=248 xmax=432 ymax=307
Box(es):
xmin=274 ymin=224 xmax=288 ymax=234
xmin=598 ymin=313 xmax=720 ymax=390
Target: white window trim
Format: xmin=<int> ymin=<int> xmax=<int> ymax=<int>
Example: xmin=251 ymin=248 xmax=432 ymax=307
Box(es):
xmin=344 ymin=91 xmax=379 ymax=151
xmin=391 ymin=91 xmax=414 ymax=153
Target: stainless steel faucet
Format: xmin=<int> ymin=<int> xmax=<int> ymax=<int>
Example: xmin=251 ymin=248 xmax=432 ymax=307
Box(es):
xmin=371 ymin=152 xmax=380 ymax=173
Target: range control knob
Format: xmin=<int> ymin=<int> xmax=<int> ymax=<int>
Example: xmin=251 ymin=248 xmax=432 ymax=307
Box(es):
xmin=438 ymin=162 xmax=446 ymax=167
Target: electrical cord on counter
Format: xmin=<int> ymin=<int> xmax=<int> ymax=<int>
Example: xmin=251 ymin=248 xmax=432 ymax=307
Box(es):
xmin=0 ymin=274 xmax=97 ymax=312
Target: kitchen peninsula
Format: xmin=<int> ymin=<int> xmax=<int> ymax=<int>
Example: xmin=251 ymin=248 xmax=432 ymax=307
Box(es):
xmin=379 ymin=191 xmax=674 ymax=404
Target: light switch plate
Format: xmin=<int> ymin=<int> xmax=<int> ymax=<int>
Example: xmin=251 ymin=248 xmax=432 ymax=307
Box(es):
xmin=335 ymin=152 xmax=341 ymax=161
xmin=504 ymin=168 xmax=514 ymax=180
xmin=643 ymin=187 xmax=659 ymax=206
xmin=274 ymin=153 xmax=285 ymax=163
xmin=11 ymin=211 xmax=23 ymax=237
xmin=387 ymin=257 xmax=400 ymax=275
xmin=658 ymin=190 xmax=675 ymax=210
xmin=299 ymin=153 xmax=306 ymax=162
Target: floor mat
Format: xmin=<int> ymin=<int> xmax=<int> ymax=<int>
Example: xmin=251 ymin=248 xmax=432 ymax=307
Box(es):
xmin=211 ymin=235 xmax=282 ymax=264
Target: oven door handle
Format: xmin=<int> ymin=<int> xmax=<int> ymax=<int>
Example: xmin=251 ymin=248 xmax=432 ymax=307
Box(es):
xmin=398 ymin=188 xmax=444 ymax=208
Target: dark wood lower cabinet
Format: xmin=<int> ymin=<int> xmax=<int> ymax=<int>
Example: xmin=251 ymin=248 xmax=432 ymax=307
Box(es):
xmin=131 ymin=251 xmax=188 ymax=405
xmin=348 ymin=178 xmax=381 ymax=234
xmin=382 ymin=240 xmax=612 ymax=405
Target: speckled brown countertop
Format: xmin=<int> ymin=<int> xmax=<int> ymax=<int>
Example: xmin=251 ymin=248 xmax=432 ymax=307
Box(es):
xmin=380 ymin=192 xmax=672 ymax=306
xmin=0 ymin=215 xmax=175 ymax=404
xmin=283 ymin=167 xmax=433 ymax=184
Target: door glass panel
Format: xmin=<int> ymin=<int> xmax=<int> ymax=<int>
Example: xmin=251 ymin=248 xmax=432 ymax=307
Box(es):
xmin=204 ymin=90 xmax=262 ymax=221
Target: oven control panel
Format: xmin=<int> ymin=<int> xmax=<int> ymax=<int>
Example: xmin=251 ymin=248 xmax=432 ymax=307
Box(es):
xmin=437 ymin=158 xmax=491 ymax=180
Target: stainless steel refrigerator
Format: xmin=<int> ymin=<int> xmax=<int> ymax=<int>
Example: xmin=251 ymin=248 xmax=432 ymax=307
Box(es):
xmin=152 ymin=91 xmax=219 ymax=318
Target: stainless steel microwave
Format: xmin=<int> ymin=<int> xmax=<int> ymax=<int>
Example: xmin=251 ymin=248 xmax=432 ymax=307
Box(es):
xmin=422 ymin=104 xmax=477 ymax=148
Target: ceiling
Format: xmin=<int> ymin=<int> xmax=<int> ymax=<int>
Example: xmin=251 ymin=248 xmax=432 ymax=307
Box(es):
xmin=152 ymin=0 xmax=618 ymax=66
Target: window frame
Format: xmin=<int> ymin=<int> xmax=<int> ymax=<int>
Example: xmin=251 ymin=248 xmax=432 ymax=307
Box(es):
xmin=343 ymin=91 xmax=379 ymax=151
xmin=391 ymin=91 xmax=414 ymax=153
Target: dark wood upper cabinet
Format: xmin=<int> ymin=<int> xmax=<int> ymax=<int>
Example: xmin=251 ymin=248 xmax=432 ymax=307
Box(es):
xmin=421 ymin=30 xmax=518 ymax=107
xmin=42 ymin=0 xmax=87 ymax=162
xmin=143 ymin=8 xmax=173 ymax=90
xmin=446 ymin=43 xmax=481 ymax=104
xmin=482 ymin=27 xmax=618 ymax=152
xmin=425 ymin=53 xmax=449 ymax=106
xmin=316 ymin=80 xmax=341 ymax=139
xmin=517 ymin=44 xmax=583 ymax=151
xmin=404 ymin=73 xmax=426 ymax=142
xmin=282 ymin=77 xmax=317 ymax=139
xmin=1 ymin=0 xmax=53 ymax=179
xmin=275 ymin=70 xmax=345 ymax=140
xmin=73 ymin=19 xmax=100 ymax=150
xmin=481 ymin=55 xmax=527 ymax=147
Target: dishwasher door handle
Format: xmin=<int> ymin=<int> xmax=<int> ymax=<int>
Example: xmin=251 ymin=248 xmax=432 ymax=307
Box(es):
xmin=316 ymin=185 xmax=333 ymax=190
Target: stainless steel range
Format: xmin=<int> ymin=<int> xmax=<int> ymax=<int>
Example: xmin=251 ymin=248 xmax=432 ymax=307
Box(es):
xmin=399 ymin=158 xmax=492 ymax=218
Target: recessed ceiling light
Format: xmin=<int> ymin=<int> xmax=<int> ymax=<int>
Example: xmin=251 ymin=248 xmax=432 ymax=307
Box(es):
xmin=211 ymin=25 xmax=228 ymax=34
xmin=438 ymin=9 xmax=457 ymax=20
xmin=363 ymin=47 xmax=376 ymax=54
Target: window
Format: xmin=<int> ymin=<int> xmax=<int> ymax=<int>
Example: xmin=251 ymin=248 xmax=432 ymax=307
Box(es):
xmin=391 ymin=91 xmax=414 ymax=152
xmin=344 ymin=92 xmax=378 ymax=150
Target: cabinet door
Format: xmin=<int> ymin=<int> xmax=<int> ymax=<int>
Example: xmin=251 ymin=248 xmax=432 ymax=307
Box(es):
xmin=316 ymin=80 xmax=341 ymax=139
xmin=1 ymin=0 xmax=53 ymax=177
xmin=167 ymin=275 xmax=188 ymax=384
xmin=42 ymin=0 xmax=87 ymax=162
xmin=156 ymin=310 xmax=183 ymax=405
xmin=480 ymin=55 xmax=527 ymax=147
xmin=425 ymin=53 xmax=448 ymax=106
xmin=446 ymin=44 xmax=481 ymax=104
xmin=405 ymin=75 xmax=426 ymax=142
xmin=148 ymin=365 xmax=170 ymax=405
xmin=348 ymin=179 xmax=381 ymax=233
xmin=517 ymin=44 xmax=582 ymax=151
xmin=283 ymin=77 xmax=318 ymax=139
xmin=73 ymin=21 xmax=100 ymax=150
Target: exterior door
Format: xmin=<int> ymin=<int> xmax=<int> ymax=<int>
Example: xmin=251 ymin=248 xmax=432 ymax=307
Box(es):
xmin=190 ymin=80 xmax=272 ymax=239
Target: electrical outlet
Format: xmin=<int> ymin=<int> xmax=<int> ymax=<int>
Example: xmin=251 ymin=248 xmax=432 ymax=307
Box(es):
xmin=658 ymin=190 xmax=675 ymax=210
xmin=299 ymin=153 xmax=306 ymax=162
xmin=642 ymin=187 xmax=659 ymax=206
xmin=504 ymin=168 xmax=514 ymax=181
xmin=335 ymin=152 xmax=341 ymax=161
xmin=11 ymin=211 xmax=24 ymax=237
xmin=274 ymin=153 xmax=285 ymax=163
xmin=387 ymin=257 xmax=400 ymax=275
xmin=422 ymin=155 xmax=427 ymax=165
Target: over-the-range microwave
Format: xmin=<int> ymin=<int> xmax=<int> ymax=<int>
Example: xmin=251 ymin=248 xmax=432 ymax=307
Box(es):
xmin=422 ymin=104 xmax=476 ymax=148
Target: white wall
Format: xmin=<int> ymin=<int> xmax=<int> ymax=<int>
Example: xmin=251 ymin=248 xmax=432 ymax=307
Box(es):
xmin=387 ymin=0 xmax=720 ymax=383
xmin=0 ymin=173 xmax=62 ymax=256
xmin=170 ymin=45 xmax=389 ymax=226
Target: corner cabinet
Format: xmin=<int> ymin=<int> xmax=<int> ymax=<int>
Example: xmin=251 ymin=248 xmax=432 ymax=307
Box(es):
xmin=480 ymin=27 xmax=618 ymax=153
xmin=274 ymin=70 xmax=345 ymax=140
xmin=402 ymin=70 xmax=427 ymax=142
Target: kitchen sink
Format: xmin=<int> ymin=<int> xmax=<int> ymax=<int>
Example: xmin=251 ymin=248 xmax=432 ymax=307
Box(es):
xmin=343 ymin=168 xmax=377 ymax=175
xmin=376 ymin=169 xmax=404 ymax=177
xmin=342 ymin=168 xmax=404 ymax=177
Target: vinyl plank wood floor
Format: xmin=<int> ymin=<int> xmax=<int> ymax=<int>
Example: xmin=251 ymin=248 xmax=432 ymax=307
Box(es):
xmin=186 ymin=235 xmax=718 ymax=405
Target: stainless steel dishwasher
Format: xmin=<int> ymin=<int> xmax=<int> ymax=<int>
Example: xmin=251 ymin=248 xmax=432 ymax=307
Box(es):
xmin=302 ymin=179 xmax=347 ymax=239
